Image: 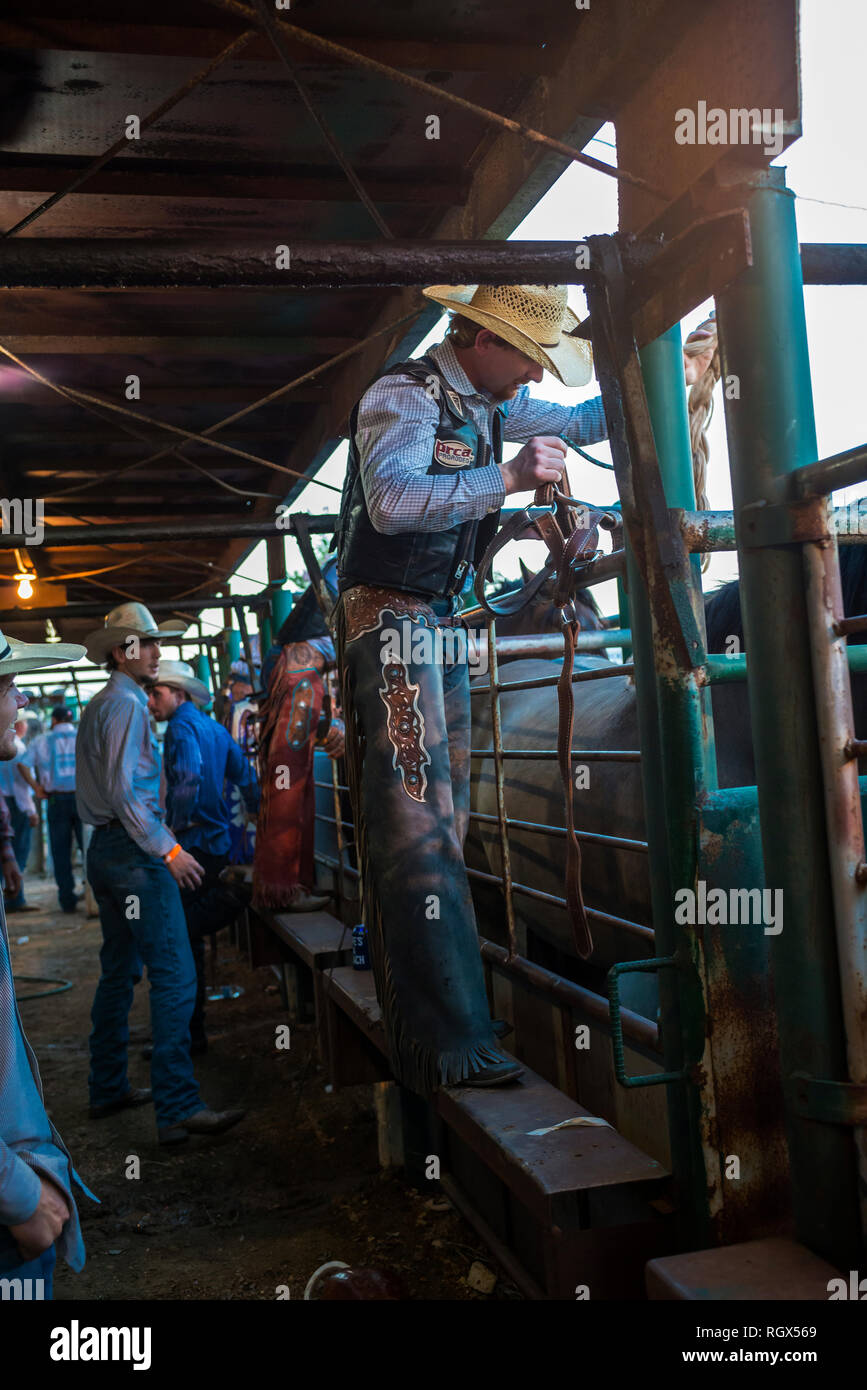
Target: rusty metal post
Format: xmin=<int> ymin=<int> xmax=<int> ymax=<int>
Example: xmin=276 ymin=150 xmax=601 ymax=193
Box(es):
xmin=803 ymin=518 xmax=867 ymax=1245
xmin=717 ymin=169 xmax=863 ymax=1265
xmin=485 ymin=615 xmax=519 ymax=959
xmin=631 ymin=325 xmax=721 ymax=1249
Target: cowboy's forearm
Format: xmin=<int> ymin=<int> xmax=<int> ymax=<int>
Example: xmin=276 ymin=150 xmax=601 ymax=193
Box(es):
xmin=506 ymin=393 xmax=607 ymax=447
xmin=365 ymin=467 xmax=504 ymax=533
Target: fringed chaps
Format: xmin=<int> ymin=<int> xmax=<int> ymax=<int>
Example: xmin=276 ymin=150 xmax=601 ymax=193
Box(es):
xmin=252 ymin=653 xmax=324 ymax=909
xmin=335 ymin=587 xmax=508 ymax=1096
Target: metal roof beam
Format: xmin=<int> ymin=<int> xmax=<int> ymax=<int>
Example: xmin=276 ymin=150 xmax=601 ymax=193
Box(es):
xmin=0 ymin=20 xmax=555 ymax=75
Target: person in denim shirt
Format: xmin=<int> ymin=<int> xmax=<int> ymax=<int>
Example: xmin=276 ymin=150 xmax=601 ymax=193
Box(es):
xmin=0 ymin=624 xmax=96 ymax=1299
xmin=78 ymin=603 xmax=245 ymax=1147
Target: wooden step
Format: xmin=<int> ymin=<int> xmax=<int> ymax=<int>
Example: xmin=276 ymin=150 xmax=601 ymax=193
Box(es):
xmin=323 ymin=964 xmax=668 ymax=1229
xmin=437 ymin=1067 xmax=668 ymax=1229
xmin=263 ymin=910 xmax=353 ymax=970
xmin=646 ymin=1237 xmax=843 ymax=1300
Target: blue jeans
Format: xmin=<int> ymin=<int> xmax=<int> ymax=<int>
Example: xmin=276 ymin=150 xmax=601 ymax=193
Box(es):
xmin=5 ymin=801 xmax=32 ymax=908
xmin=0 ymin=1240 xmax=55 ymax=1299
xmin=47 ymin=793 xmax=83 ymax=911
xmin=87 ymin=825 xmax=201 ymax=1128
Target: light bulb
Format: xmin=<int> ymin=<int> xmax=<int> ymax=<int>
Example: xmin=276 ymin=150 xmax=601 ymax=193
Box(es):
xmin=17 ymin=577 xmax=33 ymax=600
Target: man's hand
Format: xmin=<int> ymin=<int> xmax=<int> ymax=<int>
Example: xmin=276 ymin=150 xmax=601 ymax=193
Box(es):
xmin=321 ymin=717 xmax=345 ymax=760
xmin=500 ymin=436 xmax=567 ymax=496
xmin=165 ymin=848 xmax=205 ymax=891
xmin=28 ymin=811 xmax=38 ymax=828
xmin=8 ymin=1176 xmax=70 ymax=1261
xmin=34 ymin=786 xmax=47 ymax=802
xmin=3 ymin=856 xmax=22 ymax=898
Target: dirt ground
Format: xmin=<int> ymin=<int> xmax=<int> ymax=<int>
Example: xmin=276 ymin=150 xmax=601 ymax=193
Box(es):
xmin=9 ymin=874 xmax=522 ymax=1302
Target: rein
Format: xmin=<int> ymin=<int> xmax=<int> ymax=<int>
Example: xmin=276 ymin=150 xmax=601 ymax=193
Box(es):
xmin=472 ymin=468 xmax=618 ymax=961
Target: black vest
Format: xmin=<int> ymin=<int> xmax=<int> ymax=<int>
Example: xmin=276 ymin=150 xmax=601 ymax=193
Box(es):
xmin=335 ymin=354 xmax=504 ymax=600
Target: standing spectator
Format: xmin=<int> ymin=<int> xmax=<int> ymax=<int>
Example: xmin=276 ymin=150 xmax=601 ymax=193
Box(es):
xmin=147 ymin=660 xmax=259 ymax=1054
xmin=222 ymin=660 xmax=259 ymax=867
xmin=78 ymin=602 xmax=245 ymax=1147
xmin=254 ymin=557 xmax=344 ymax=912
xmin=0 ymin=623 xmax=95 ymax=1299
xmin=0 ymin=719 xmax=38 ymax=914
xmin=29 ymin=707 xmax=82 ymax=914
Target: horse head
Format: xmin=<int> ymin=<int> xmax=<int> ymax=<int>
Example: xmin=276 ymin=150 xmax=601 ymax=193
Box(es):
xmin=485 ymin=563 xmax=606 ymax=643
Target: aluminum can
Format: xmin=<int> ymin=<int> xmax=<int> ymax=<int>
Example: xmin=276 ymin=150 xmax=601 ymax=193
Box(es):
xmin=352 ymin=922 xmax=370 ymax=970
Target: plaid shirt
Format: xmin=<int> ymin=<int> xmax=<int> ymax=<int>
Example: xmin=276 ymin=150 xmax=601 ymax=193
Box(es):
xmin=353 ymin=337 xmax=607 ymax=535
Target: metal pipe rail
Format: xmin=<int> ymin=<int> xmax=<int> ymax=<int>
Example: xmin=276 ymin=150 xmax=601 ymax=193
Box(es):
xmin=679 ymin=506 xmax=867 ymax=552
xmin=469 ymin=808 xmax=648 ymax=854
xmin=0 ymin=235 xmax=679 ymax=291
xmin=0 ymin=237 xmax=856 ymax=292
xmin=787 ymin=441 xmax=867 ymax=500
xmin=468 ymin=629 xmax=632 ymax=660
xmin=479 ymin=937 xmax=660 ymax=1057
xmin=466 ymin=864 xmax=653 ymax=945
xmin=471 ymin=662 xmax=634 ymax=697
xmin=469 ymin=747 xmax=641 ymax=761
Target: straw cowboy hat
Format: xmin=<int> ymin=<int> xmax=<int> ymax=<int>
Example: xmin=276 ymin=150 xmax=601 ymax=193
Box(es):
xmin=84 ymin=602 xmax=185 ymax=664
xmin=422 ymin=283 xmax=593 ymax=387
xmin=153 ymin=658 xmax=210 ymax=707
xmin=0 ymin=627 xmax=85 ymax=677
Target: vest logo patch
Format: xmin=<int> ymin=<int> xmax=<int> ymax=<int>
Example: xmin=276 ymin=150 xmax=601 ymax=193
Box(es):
xmin=434 ymin=438 xmax=475 ymax=468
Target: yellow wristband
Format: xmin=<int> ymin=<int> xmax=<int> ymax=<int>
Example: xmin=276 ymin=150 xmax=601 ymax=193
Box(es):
xmin=164 ymin=843 xmax=181 ymax=863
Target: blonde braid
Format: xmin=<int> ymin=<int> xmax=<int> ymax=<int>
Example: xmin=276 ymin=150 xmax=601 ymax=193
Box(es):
xmin=684 ymin=315 xmax=720 ymax=571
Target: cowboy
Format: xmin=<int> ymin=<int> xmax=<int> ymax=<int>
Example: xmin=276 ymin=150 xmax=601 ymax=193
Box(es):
xmin=28 ymin=706 xmax=83 ymax=914
xmin=254 ymin=556 xmax=345 ymax=913
xmin=78 ymin=603 xmax=245 ymax=1146
xmin=147 ymin=659 xmax=259 ymax=1053
xmin=0 ymin=624 xmax=96 ymax=1298
xmin=222 ymin=659 xmax=260 ymax=867
xmin=334 ymin=283 xmax=607 ymax=1092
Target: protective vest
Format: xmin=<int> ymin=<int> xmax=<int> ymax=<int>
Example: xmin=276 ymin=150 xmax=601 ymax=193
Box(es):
xmin=335 ymin=354 xmax=505 ymax=599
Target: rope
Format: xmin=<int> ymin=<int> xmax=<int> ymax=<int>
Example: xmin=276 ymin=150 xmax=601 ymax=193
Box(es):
xmin=2 ymin=31 xmax=258 ymax=238
xmin=251 ymin=0 xmax=393 ymax=238
xmin=37 ymin=309 xmax=422 ymax=502
xmin=0 ymin=344 xmax=345 ymax=491
xmin=203 ymin=0 xmax=670 ymax=202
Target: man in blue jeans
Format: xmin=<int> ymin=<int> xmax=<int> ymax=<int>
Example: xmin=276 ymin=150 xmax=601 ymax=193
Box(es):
xmin=30 ymin=707 xmax=83 ymax=913
xmin=0 ymin=623 xmax=96 ymax=1299
xmin=78 ymin=602 xmax=246 ymax=1147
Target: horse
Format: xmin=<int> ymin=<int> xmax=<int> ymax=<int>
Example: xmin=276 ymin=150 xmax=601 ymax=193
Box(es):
xmin=470 ymin=560 xmax=608 ymax=654
xmin=466 ymin=546 xmax=867 ymax=1007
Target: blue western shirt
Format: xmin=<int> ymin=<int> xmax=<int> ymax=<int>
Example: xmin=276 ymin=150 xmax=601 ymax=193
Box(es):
xmin=76 ymin=671 xmax=174 ymax=859
xmin=0 ymin=894 xmax=94 ymax=1270
xmin=163 ymin=701 xmax=259 ymax=858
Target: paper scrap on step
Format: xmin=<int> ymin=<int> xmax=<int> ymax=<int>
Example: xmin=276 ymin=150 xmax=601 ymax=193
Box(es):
xmin=527 ymin=1115 xmax=611 ymax=1136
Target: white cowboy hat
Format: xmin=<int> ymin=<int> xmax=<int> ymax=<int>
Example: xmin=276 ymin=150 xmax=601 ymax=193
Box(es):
xmin=421 ymin=283 xmax=593 ymax=387
xmin=84 ymin=602 xmax=185 ymax=664
xmin=152 ymin=658 xmax=210 ymax=707
xmin=0 ymin=627 xmax=85 ymax=677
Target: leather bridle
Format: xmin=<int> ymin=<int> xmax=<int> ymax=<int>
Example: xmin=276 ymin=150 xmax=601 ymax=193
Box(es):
xmin=472 ymin=468 xmax=619 ymax=960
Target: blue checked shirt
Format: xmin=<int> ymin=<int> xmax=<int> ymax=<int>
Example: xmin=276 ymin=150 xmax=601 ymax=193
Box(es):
xmin=163 ymin=701 xmax=259 ymax=858
xmin=354 ymin=337 xmax=608 ymax=535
